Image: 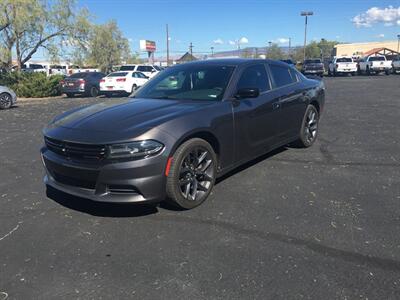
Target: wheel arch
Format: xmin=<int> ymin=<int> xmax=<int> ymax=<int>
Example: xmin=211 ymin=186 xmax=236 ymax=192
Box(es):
xmin=170 ymin=130 xmax=221 ymax=160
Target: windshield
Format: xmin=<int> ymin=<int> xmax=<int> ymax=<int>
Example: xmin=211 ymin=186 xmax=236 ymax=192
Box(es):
xmin=304 ymin=59 xmax=322 ymax=64
xmin=369 ymin=56 xmax=385 ymax=61
xmin=134 ymin=64 xmax=235 ymax=101
xmin=336 ymin=58 xmax=352 ymax=63
xmin=107 ymin=72 xmax=128 ymax=77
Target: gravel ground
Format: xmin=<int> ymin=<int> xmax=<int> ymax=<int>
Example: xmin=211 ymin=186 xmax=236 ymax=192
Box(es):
xmin=0 ymin=75 xmax=399 ymax=299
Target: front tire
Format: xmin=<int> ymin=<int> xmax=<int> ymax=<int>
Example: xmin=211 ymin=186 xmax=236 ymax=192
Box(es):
xmin=166 ymin=138 xmax=217 ymax=209
xmin=295 ymin=105 xmax=319 ymax=148
xmin=0 ymin=92 xmax=12 ymax=110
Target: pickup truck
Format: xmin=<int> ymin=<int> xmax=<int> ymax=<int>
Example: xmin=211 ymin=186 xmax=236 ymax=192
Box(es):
xmin=358 ymin=55 xmax=392 ymax=75
xmin=302 ymin=59 xmax=325 ymax=77
xmin=392 ymin=56 xmax=400 ymax=74
xmin=328 ymin=57 xmax=357 ymax=76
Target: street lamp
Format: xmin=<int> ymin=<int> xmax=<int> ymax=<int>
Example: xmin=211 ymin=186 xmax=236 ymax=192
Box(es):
xmin=211 ymin=46 xmax=214 ymax=57
xmin=397 ymin=34 xmax=400 ymax=54
xmin=301 ymin=11 xmax=313 ymax=61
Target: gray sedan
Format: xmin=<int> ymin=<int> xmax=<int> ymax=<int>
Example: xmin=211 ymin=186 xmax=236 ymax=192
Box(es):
xmin=0 ymin=85 xmax=17 ymax=109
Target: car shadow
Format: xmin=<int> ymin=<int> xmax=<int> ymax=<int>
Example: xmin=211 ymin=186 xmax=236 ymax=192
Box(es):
xmin=46 ymin=186 xmax=158 ymax=217
xmin=46 ymin=146 xmax=288 ymax=215
xmin=216 ymin=146 xmax=288 ymax=184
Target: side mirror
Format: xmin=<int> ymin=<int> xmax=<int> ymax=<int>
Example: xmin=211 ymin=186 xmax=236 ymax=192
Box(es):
xmin=235 ymin=88 xmax=260 ymax=99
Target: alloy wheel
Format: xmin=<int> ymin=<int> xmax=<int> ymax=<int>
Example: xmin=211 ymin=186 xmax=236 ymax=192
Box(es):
xmin=178 ymin=147 xmax=214 ymax=201
xmin=304 ymin=108 xmax=318 ymax=144
xmin=0 ymin=93 xmax=12 ymax=109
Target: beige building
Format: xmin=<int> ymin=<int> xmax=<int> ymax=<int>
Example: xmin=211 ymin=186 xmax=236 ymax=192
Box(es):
xmin=333 ymin=40 xmax=399 ymax=57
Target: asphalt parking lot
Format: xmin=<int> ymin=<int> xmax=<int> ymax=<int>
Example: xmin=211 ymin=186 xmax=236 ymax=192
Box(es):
xmin=0 ymin=75 xmax=399 ymax=299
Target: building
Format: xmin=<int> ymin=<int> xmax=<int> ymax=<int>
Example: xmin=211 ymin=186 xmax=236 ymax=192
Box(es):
xmin=333 ymin=40 xmax=399 ymax=58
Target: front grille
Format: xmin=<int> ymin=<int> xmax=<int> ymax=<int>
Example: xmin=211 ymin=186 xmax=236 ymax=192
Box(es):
xmin=45 ymin=137 xmax=107 ymax=160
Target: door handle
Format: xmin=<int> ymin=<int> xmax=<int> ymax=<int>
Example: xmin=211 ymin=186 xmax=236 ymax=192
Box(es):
xmin=272 ymin=102 xmax=280 ymax=110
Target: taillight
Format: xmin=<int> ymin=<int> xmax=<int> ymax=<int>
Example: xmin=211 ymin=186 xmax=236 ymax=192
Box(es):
xmin=78 ymin=79 xmax=85 ymax=84
xmin=336 ymin=64 xmax=339 ymax=68
xmin=116 ymin=78 xmax=126 ymax=82
xmin=100 ymin=79 xmax=105 ymax=83
xmin=60 ymin=80 xmax=65 ymax=85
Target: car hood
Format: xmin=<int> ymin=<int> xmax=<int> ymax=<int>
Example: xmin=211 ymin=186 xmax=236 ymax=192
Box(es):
xmin=44 ymin=98 xmax=214 ymax=141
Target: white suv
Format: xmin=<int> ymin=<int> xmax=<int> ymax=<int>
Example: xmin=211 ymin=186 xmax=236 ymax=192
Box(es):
xmin=119 ymin=65 xmax=160 ymax=78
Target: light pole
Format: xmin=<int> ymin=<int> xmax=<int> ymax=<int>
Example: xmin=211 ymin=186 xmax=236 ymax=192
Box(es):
xmin=166 ymin=24 xmax=170 ymax=66
xmin=301 ymin=11 xmax=313 ymax=61
xmin=397 ymin=34 xmax=400 ymax=54
xmin=288 ymin=37 xmax=291 ymax=58
xmin=211 ymin=46 xmax=214 ymax=57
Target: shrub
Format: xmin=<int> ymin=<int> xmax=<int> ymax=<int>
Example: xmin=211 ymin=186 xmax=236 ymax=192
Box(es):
xmin=0 ymin=72 xmax=64 ymax=98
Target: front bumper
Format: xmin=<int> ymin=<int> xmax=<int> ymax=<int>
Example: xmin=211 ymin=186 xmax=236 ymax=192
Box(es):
xmin=41 ymin=147 xmax=167 ymax=203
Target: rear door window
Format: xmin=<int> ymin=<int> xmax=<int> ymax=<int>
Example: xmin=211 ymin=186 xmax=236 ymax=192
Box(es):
xmin=236 ymin=64 xmax=270 ymax=92
xmin=269 ymin=64 xmax=296 ymax=88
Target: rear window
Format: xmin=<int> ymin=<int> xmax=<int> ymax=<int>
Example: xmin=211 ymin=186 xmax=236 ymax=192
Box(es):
xmin=304 ymin=59 xmax=321 ymax=64
xmin=69 ymin=73 xmax=89 ymax=78
xmin=336 ymin=58 xmax=352 ymax=63
xmin=369 ymin=56 xmax=385 ymax=61
xmin=237 ymin=64 xmax=270 ymax=92
xmin=30 ymin=64 xmax=45 ymax=69
xmin=119 ymin=65 xmax=136 ymax=71
xmin=270 ymin=64 xmax=297 ymax=87
xmin=107 ymin=72 xmax=128 ymax=77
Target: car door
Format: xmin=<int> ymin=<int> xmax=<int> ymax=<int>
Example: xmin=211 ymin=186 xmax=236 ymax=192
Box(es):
xmin=268 ymin=63 xmax=307 ymax=140
xmin=232 ymin=63 xmax=282 ymax=162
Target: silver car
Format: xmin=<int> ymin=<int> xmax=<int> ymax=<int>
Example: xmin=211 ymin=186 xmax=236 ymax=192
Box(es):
xmin=0 ymin=86 xmax=17 ymax=109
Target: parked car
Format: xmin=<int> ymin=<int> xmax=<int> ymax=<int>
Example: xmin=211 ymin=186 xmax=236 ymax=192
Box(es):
xmin=302 ymin=59 xmax=325 ymax=76
xmin=119 ymin=64 xmax=160 ymax=78
xmin=358 ymin=55 xmax=392 ymax=75
xmin=392 ymin=56 xmax=400 ymax=74
xmin=328 ymin=57 xmax=358 ymax=76
xmin=99 ymin=71 xmax=149 ymax=96
xmin=0 ymin=86 xmax=17 ymax=110
xmin=41 ymin=59 xmax=325 ymax=209
xmin=60 ymin=72 xmax=106 ymax=97
xmin=67 ymin=66 xmax=101 ymax=75
xmin=19 ymin=63 xmax=47 ymax=73
xmin=48 ymin=65 xmax=67 ymax=76
xmin=280 ymin=59 xmax=296 ymax=67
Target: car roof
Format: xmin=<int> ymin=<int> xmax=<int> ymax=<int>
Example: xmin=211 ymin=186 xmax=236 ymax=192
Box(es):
xmin=172 ymin=58 xmax=290 ymax=67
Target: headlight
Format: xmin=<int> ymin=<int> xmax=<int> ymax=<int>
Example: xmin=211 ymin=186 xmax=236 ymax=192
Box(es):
xmin=108 ymin=140 xmax=164 ymax=159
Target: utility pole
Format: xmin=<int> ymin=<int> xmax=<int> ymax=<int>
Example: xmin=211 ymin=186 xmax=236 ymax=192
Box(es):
xmin=166 ymin=24 xmax=170 ymax=66
xmin=211 ymin=46 xmax=214 ymax=57
xmin=189 ymin=42 xmax=194 ymax=60
xmin=301 ymin=11 xmax=313 ymax=61
xmin=288 ymin=38 xmax=291 ymax=58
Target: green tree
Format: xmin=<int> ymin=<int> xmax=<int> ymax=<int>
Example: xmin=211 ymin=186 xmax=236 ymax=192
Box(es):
xmin=305 ymin=41 xmax=321 ymax=59
xmin=266 ymin=43 xmax=284 ymax=60
xmin=86 ymin=21 xmax=130 ymax=73
xmin=0 ymin=0 xmax=90 ymax=69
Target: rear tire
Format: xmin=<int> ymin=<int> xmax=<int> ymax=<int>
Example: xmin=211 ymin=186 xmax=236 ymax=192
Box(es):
xmin=131 ymin=84 xmax=137 ymax=93
xmin=294 ymin=105 xmax=319 ymax=148
xmin=385 ymin=69 xmax=390 ymax=75
xmin=0 ymin=92 xmax=12 ymax=110
xmin=90 ymin=86 xmax=99 ymax=97
xmin=65 ymin=93 xmax=74 ymax=98
xmin=166 ymin=138 xmax=217 ymax=210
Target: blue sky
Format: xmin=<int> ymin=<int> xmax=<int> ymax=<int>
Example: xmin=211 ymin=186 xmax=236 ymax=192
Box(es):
xmin=79 ymin=0 xmax=400 ymax=57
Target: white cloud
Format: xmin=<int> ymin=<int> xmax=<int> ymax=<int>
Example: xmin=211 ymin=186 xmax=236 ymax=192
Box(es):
xmin=384 ymin=22 xmax=394 ymax=27
xmin=238 ymin=37 xmax=249 ymax=44
xmin=228 ymin=40 xmax=236 ymax=46
xmin=352 ymin=6 xmax=400 ymax=27
xmin=377 ymin=33 xmax=385 ymax=38
xmin=128 ymin=38 xmax=133 ymax=42
xmin=274 ymin=38 xmax=290 ymax=44
xmin=213 ymin=38 xmax=224 ymax=45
